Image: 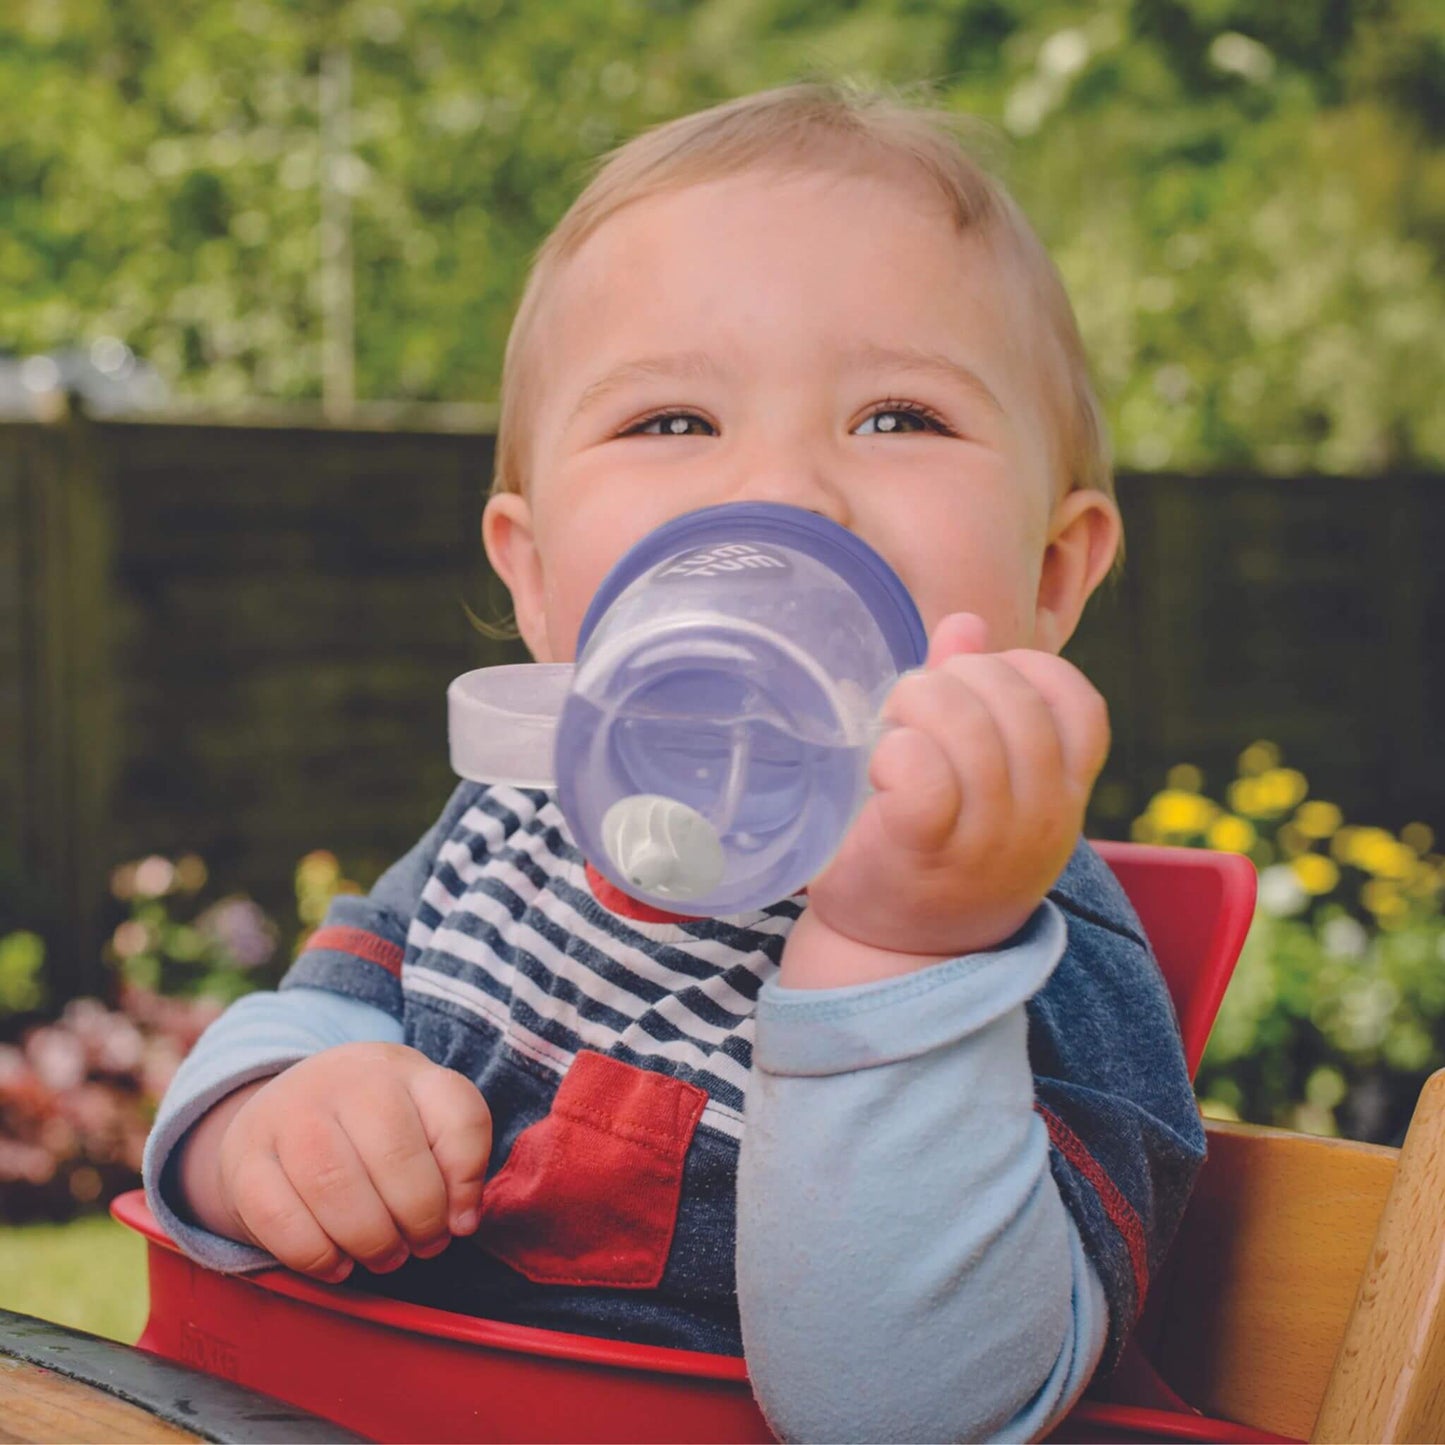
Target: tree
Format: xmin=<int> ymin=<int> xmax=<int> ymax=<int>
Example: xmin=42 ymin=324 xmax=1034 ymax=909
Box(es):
xmin=2 ymin=0 xmax=1442 ymax=472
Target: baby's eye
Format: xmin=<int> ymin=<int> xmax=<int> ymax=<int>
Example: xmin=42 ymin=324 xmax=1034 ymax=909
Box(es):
xmin=854 ymin=404 xmax=952 ymax=436
xmin=624 ymin=411 xmax=717 ymax=437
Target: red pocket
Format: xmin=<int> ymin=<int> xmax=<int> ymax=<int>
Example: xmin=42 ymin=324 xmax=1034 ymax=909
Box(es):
xmin=476 ymin=1051 xmax=708 ymax=1289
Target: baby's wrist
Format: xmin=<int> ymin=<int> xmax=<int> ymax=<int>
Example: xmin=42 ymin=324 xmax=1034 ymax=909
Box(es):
xmin=779 ymin=907 xmax=958 ymax=989
xmin=175 ymin=1076 xmax=269 ymax=1241
xmin=784 ymin=894 xmax=1042 ymax=988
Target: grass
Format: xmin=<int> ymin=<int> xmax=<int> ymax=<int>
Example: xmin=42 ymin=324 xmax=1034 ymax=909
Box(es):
xmin=0 ymin=1212 xmax=148 ymax=1343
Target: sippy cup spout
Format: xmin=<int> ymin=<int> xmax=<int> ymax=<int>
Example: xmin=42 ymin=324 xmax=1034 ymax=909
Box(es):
xmin=601 ymin=795 xmax=727 ymax=900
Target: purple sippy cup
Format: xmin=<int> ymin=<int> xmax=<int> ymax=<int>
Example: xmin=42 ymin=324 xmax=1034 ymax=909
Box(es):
xmin=448 ymin=502 xmax=927 ymax=916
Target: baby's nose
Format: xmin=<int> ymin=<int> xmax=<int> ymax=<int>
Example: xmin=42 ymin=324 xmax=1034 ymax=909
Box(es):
xmin=732 ymin=455 xmax=852 ymax=529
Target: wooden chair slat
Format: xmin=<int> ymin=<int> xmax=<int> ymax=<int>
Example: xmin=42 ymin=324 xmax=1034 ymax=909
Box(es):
xmin=1314 ymin=1070 xmax=1445 ymax=1442
xmin=1150 ymin=1118 xmax=1397 ymax=1440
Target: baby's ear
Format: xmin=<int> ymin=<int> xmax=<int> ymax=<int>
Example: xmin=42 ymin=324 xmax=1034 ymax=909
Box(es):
xmin=1032 ymin=488 xmax=1122 ymax=655
xmin=482 ymin=491 xmax=552 ymax=662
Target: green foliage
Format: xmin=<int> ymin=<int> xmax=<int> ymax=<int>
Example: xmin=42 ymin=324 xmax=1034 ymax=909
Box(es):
xmin=1133 ymin=742 xmax=1445 ymax=1142
xmin=1202 ymin=908 xmax=1445 ymax=1143
xmin=3 ymin=1 xmax=1443 ymax=472
xmin=0 ymin=932 xmax=46 ymax=1014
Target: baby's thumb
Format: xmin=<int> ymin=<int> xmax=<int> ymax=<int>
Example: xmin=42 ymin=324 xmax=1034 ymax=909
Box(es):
xmin=925 ymin=611 xmax=990 ymax=670
xmin=409 ymin=1064 xmax=494 ymax=1237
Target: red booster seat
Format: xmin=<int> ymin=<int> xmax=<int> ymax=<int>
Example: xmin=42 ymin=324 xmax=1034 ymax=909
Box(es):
xmin=117 ymin=841 xmax=1317 ymax=1442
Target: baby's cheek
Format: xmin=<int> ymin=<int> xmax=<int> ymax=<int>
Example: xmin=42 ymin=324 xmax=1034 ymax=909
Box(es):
xmin=932 ymin=565 xmax=1038 ymax=650
xmin=538 ymin=510 xmax=675 ymax=657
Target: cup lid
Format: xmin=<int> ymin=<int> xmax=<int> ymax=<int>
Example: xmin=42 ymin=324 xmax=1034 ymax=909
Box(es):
xmin=576 ymin=502 xmax=929 ymax=670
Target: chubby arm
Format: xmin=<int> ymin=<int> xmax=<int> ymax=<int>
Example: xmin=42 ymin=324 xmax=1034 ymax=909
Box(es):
xmin=143 ymin=987 xmax=404 ymax=1271
xmin=737 ymin=903 xmax=1107 ymax=1444
xmin=145 ymin=780 xmax=489 ymax=1271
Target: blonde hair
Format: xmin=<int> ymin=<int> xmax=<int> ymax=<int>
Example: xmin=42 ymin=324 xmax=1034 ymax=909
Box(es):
xmin=491 ymin=82 xmax=1113 ymax=513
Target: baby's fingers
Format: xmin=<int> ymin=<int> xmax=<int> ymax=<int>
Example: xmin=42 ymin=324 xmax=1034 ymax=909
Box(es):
xmin=225 ymin=1151 xmax=352 ymax=1284
xmin=337 ymin=1085 xmax=453 ymax=1262
xmin=996 ymin=651 xmax=1111 ymax=789
xmin=868 ymin=723 xmax=961 ymax=852
xmin=275 ymin=1113 xmax=412 ymax=1274
xmin=408 ymin=1064 xmax=493 ymax=1238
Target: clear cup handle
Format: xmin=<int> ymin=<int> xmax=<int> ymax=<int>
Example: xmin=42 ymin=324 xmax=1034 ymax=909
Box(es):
xmin=447 ymin=663 xmax=574 ymax=787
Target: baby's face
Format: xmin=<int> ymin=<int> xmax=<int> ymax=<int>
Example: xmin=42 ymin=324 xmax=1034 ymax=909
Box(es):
xmin=485 ymin=166 xmax=1117 ymax=662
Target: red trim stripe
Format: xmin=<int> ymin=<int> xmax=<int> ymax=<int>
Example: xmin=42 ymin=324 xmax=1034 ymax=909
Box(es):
xmin=1037 ymin=1103 xmax=1150 ymax=1317
xmin=583 ymin=862 xmax=704 ymax=926
xmin=582 ymin=861 xmax=809 ymax=924
xmin=304 ymin=925 xmax=404 ymax=979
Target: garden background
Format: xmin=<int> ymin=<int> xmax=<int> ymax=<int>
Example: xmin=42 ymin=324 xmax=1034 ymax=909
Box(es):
xmin=2 ymin=0 xmax=1444 ymax=1338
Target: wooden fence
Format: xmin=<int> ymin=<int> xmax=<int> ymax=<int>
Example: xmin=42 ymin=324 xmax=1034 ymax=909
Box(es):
xmin=2 ymin=411 xmax=1441 ymax=999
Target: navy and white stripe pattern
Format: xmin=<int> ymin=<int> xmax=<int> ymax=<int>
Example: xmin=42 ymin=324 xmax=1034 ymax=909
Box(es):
xmin=402 ymin=786 xmax=804 ymax=1141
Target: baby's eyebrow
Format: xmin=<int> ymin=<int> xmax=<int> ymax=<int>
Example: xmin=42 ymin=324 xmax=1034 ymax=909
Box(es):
xmin=570 ymin=351 xmax=723 ymax=421
xmin=848 ymin=343 xmax=1005 ymax=416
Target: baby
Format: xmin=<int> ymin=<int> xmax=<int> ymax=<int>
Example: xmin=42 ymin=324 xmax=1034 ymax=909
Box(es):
xmin=145 ymin=84 xmax=1204 ymax=1442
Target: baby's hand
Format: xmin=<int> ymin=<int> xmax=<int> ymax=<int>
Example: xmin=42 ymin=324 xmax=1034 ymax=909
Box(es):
xmin=791 ymin=613 xmax=1109 ymax=984
xmin=194 ymin=1042 xmax=492 ymax=1283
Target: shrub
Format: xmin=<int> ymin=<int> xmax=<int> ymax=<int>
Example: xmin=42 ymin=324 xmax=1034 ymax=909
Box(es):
xmin=0 ymin=847 xmax=360 ymax=1221
xmin=1131 ymin=743 xmax=1445 ymax=1143
xmin=0 ymin=980 xmax=223 ymax=1222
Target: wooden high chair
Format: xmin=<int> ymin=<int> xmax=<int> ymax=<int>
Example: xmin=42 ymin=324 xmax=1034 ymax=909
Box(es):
xmin=1073 ymin=844 xmax=1445 ymax=1443
xmin=1107 ymin=1081 xmax=1445 ymax=1443
xmin=109 ymin=843 xmax=1445 ymax=1442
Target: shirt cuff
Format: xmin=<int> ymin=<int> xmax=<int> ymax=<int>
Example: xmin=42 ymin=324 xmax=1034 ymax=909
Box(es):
xmin=754 ymin=899 xmax=1066 ymax=1076
xmin=143 ymin=1055 xmax=301 ymax=1274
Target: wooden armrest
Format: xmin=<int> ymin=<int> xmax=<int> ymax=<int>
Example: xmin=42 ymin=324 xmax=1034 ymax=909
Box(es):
xmin=1146 ymin=1069 xmax=1445 ymax=1441
xmin=1314 ymin=1068 xmax=1445 ymax=1442
xmin=1149 ymin=1113 xmax=1397 ymax=1439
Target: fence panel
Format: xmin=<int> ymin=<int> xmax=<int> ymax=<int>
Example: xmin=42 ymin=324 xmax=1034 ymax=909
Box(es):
xmin=1 ymin=414 xmax=1440 ymax=1000
xmin=1074 ymin=475 xmax=1440 ymax=831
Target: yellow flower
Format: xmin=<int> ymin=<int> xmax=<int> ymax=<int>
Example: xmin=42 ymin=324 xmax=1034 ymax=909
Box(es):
xmin=1258 ymin=767 xmax=1309 ymax=813
xmin=1228 ymin=778 xmax=1264 ymax=816
xmin=1147 ymin=789 xmax=1218 ymax=835
xmin=1130 ymin=817 xmax=1158 ymax=844
xmin=1166 ymin=763 xmax=1204 ymax=793
xmin=1362 ymin=879 xmax=1408 ymax=923
xmin=1207 ymin=815 xmax=1256 ymax=853
xmin=1405 ymin=867 xmax=1440 ymax=900
xmin=296 ymin=850 xmax=346 ymax=928
xmin=1290 ymin=853 xmax=1339 ymax=895
xmin=296 ymin=850 xmax=342 ymax=889
xmin=1402 ymin=822 xmax=1436 ymax=854
xmin=1230 ymin=773 xmax=1303 ymax=817
xmin=1237 ymin=741 xmax=1281 ymax=777
xmin=1276 ymin=822 xmax=1307 ymax=858
xmin=1294 ymin=800 xmax=1343 ymax=840
xmin=1346 ymin=829 xmax=1416 ymax=880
